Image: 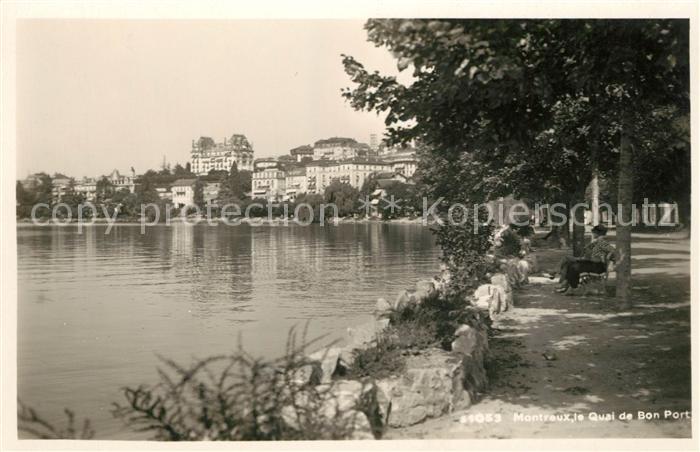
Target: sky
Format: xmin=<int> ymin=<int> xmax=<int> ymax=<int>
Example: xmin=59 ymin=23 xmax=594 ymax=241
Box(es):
xmin=16 ymin=20 xmax=403 ymax=179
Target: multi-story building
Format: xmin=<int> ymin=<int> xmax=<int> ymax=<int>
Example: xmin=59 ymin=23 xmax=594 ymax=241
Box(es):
xmin=222 ymin=153 xmax=415 ymax=201
xmin=105 ymin=168 xmax=137 ymax=193
xmin=379 ymin=144 xmax=415 ymax=158
xmin=305 ymin=159 xmax=393 ymax=194
xmin=333 ymin=160 xmax=392 ymax=192
xmin=253 ymin=158 xmax=279 ymax=171
xmin=379 ymin=146 xmax=419 ymax=179
xmin=277 ymin=154 xmax=297 ymax=166
xmin=51 ymin=174 xmax=73 ymax=200
xmin=71 ymin=169 xmax=136 ymax=201
xmin=304 ymin=160 xmax=333 ymax=194
xmin=171 ymin=179 xmax=196 ymax=208
xmin=252 ymin=168 xmax=286 ymax=201
xmin=388 ymin=158 xmax=418 ymax=179
xmin=284 ymin=167 xmax=308 ymax=201
xmin=312 ymin=137 xmax=370 ymax=161
xmin=74 ymin=177 xmax=97 ymax=200
xmin=289 ymin=145 xmax=314 ymax=162
xmin=155 ymin=186 xmax=172 ymax=201
xmin=190 ymin=134 xmax=254 ymax=175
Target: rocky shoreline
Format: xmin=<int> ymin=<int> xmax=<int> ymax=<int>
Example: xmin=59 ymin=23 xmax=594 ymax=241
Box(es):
xmin=295 ymin=251 xmax=540 ymax=438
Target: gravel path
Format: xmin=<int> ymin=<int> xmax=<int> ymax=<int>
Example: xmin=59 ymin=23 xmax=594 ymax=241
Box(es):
xmin=387 ymin=233 xmax=692 ymax=439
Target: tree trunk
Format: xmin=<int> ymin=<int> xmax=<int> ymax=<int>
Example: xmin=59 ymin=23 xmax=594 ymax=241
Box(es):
xmin=590 ymin=129 xmax=601 ymax=226
xmin=591 ymin=164 xmax=600 ymax=226
xmin=677 ymin=194 xmax=691 ymax=230
xmin=566 ymin=200 xmax=572 ymax=240
xmin=616 ymin=111 xmax=634 ymax=307
xmin=560 ymin=200 xmax=571 ymax=249
xmin=572 ymin=195 xmax=586 ymax=257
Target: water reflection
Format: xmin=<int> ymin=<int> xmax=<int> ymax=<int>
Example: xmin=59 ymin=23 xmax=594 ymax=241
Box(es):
xmin=17 ymin=223 xmax=439 ymax=438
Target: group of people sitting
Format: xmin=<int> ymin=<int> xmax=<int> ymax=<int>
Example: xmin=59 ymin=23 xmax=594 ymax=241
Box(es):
xmin=492 ymin=221 xmax=617 ymax=295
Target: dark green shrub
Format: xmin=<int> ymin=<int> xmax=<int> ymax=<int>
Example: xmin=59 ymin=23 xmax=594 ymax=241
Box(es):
xmin=433 ymin=206 xmax=495 ymax=296
xmin=110 ymin=329 xmax=365 ymax=440
xmin=389 ymin=291 xmax=490 ymax=351
xmin=346 ymin=335 xmax=406 ymax=380
xmin=19 ymin=328 xmax=379 ymax=441
xmin=389 ymin=318 xmax=439 ymax=350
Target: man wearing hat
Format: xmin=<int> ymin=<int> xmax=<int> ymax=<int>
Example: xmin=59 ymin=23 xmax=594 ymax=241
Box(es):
xmin=555 ymin=224 xmax=616 ymax=293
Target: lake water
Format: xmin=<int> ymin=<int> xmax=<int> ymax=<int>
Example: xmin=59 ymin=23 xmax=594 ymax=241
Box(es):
xmin=17 ymin=223 xmax=440 ymax=438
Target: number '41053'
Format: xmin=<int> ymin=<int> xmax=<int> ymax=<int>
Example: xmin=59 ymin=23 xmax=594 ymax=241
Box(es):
xmin=460 ymin=413 xmax=503 ymax=424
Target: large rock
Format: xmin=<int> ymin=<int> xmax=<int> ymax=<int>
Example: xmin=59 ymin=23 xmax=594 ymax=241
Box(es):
xmin=346 ymin=318 xmax=390 ymax=350
xmin=308 ymin=346 xmax=345 ymax=383
xmin=280 ymin=380 xmax=379 ymax=439
xmin=375 ymin=349 xmax=471 ymax=427
xmin=472 ymin=284 xmax=489 ymax=311
xmin=490 ymin=273 xmax=514 ymax=309
xmin=471 ymin=296 xmax=490 ymax=311
xmin=292 ymin=361 xmax=323 ymax=386
xmin=462 ymin=353 xmax=489 ymax=399
xmin=374 ymin=297 xmax=393 ymax=319
xmin=323 ymin=380 xmax=382 ymax=439
xmin=473 ymin=283 xmax=508 ymax=318
xmin=338 ymin=347 xmax=356 ymax=370
xmin=490 ymin=272 xmax=512 ymax=292
xmin=451 ymin=324 xmax=479 ymax=356
xmin=393 ymin=290 xmax=412 ymax=311
xmin=344 ymin=410 xmax=375 ymax=440
xmin=451 ymin=324 xmax=489 ymax=398
xmin=452 ymin=323 xmax=489 ymax=356
xmin=323 ymin=380 xmax=372 ymax=412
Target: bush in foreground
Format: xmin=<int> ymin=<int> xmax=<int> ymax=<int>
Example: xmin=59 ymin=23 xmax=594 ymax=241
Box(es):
xmin=17 ymin=402 xmax=95 ymax=440
xmin=19 ymin=328 xmax=379 ymax=440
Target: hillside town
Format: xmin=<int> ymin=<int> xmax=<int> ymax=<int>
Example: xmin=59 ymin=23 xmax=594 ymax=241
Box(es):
xmin=17 ymin=132 xmax=419 ymax=213
xmin=11 ymin=15 xmax=691 ymax=445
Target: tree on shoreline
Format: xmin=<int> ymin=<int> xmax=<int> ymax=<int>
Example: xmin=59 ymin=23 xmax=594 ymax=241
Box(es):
xmin=324 ymin=181 xmax=359 ymax=217
xmin=218 ymin=162 xmax=252 ymax=204
xmin=193 ymin=179 xmax=205 ymax=210
xmin=96 ymin=176 xmax=115 ymax=203
xmin=341 ymin=19 xmax=689 ymax=305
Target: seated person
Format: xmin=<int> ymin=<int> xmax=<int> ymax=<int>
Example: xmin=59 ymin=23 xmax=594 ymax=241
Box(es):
xmin=555 ymin=224 xmax=615 ymax=294
xmin=493 ymin=223 xmax=522 ymax=257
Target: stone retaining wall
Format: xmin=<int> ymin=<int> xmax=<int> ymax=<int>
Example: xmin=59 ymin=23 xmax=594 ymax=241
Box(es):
xmin=288 ymin=252 xmax=541 ymax=438
xmin=297 ymin=286 xmax=493 ymax=436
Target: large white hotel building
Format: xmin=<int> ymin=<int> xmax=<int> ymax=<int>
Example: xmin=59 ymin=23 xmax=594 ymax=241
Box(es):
xmin=190 ymin=134 xmax=255 ymax=175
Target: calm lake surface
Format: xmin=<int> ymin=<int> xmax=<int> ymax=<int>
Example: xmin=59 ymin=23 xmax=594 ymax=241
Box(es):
xmin=17 ymin=223 xmax=440 ymax=438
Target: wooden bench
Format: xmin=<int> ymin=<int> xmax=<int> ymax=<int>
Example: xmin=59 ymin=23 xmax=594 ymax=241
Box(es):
xmin=578 ymin=251 xmax=616 ymax=296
